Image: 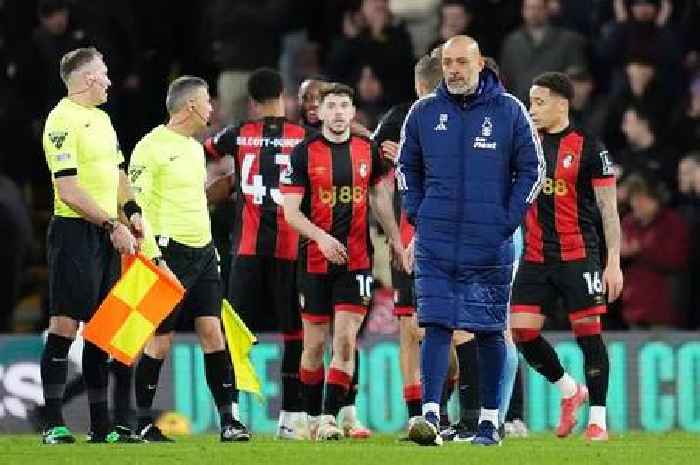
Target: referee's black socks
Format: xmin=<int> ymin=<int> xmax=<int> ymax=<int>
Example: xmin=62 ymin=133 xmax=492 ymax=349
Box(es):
xmin=40 ymin=333 xmax=73 ymax=428
xmin=135 ymin=353 xmax=164 ymax=429
xmin=83 ymin=341 xmax=111 ymax=434
xmin=204 ymin=350 xmax=234 ymax=427
xmin=110 ymin=360 xmax=134 ymax=427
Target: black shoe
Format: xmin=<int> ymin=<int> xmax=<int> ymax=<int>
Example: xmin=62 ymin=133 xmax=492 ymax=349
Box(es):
xmin=114 ymin=425 xmax=145 ymax=443
xmin=87 ymin=426 xmax=143 ymax=444
xmin=221 ymin=420 xmax=251 ymax=442
xmin=139 ymin=423 xmax=174 ymax=443
xmin=452 ymin=420 xmax=478 ymax=443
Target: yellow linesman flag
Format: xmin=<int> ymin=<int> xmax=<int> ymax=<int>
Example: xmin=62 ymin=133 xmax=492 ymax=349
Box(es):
xmin=83 ymin=254 xmax=185 ymax=365
xmin=221 ymin=299 xmax=262 ymax=401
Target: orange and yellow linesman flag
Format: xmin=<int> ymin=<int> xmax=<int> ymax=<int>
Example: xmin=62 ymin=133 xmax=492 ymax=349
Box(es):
xmin=221 ymin=299 xmax=262 ymax=401
xmin=83 ymin=254 xmax=185 ymax=366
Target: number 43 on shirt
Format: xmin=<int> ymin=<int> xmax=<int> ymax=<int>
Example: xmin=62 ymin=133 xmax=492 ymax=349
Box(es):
xmin=240 ymin=152 xmax=291 ymax=205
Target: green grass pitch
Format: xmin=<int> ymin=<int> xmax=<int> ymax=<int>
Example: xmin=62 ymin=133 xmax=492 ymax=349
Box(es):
xmin=1 ymin=433 xmax=698 ymax=465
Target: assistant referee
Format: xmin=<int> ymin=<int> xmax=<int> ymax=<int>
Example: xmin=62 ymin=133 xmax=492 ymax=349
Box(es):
xmin=40 ymin=47 xmax=160 ymax=445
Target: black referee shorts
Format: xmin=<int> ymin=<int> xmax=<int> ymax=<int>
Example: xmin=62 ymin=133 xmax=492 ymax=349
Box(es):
xmin=156 ymin=238 xmax=222 ymax=334
xmin=47 ymin=216 xmax=119 ymax=322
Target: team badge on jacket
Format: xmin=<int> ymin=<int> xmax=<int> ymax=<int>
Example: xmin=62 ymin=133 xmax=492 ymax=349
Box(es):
xmin=473 ymin=116 xmax=497 ymax=150
xmin=435 ymin=113 xmax=448 ymax=131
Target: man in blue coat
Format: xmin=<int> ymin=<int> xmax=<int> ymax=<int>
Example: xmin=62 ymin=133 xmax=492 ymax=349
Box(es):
xmin=398 ymin=35 xmax=544 ymax=446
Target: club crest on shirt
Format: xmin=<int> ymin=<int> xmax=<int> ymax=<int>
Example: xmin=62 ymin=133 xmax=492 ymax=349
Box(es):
xmin=562 ymin=154 xmax=574 ymax=168
xmin=49 ymin=131 xmax=68 ymax=149
xmin=359 ymin=162 xmax=368 ymax=178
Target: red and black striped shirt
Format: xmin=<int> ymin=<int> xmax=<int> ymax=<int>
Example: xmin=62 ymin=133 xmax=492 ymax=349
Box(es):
xmin=524 ymin=126 xmax=615 ymax=263
xmin=204 ymin=117 xmax=305 ymax=260
xmin=281 ymin=133 xmax=388 ymax=274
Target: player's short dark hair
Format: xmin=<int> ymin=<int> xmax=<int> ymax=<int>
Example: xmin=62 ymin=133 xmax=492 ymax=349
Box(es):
xmin=38 ymin=0 xmax=67 ymax=18
xmin=415 ymin=54 xmax=442 ymax=91
xmin=318 ymin=82 xmax=355 ymax=105
xmin=59 ymin=47 xmax=102 ymax=85
xmin=532 ymin=71 xmax=575 ymax=102
xmin=247 ymin=68 xmax=284 ymax=104
xmin=166 ymin=76 xmax=208 ymax=114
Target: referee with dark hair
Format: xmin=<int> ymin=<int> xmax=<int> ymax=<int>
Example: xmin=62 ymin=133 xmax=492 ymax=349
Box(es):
xmin=40 ymin=47 xmax=162 ymax=444
xmin=130 ymin=76 xmax=250 ymax=443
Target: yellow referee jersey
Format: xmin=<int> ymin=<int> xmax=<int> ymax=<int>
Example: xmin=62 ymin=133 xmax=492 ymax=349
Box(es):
xmin=43 ymin=97 xmax=122 ymax=218
xmin=129 ymin=125 xmax=211 ymax=248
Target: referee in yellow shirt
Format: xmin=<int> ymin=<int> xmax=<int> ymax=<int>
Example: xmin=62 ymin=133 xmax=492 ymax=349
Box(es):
xmin=40 ymin=47 xmax=162 ymax=444
xmin=129 ymin=76 xmax=250 ymax=442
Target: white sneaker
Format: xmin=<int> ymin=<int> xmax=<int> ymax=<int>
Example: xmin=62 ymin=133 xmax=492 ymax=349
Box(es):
xmin=316 ymin=415 xmax=343 ymax=440
xmin=338 ymin=406 xmax=372 ymax=439
xmin=277 ymin=411 xmax=308 ymax=440
xmin=307 ymin=415 xmax=320 ymax=440
xmin=504 ymin=419 xmax=529 ymax=438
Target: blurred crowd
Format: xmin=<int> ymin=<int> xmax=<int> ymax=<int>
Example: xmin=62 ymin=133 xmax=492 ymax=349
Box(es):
xmin=0 ymin=0 xmax=699 ymax=332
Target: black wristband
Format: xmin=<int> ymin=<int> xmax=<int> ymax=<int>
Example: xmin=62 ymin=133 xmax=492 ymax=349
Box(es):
xmin=123 ymin=200 xmax=142 ymax=220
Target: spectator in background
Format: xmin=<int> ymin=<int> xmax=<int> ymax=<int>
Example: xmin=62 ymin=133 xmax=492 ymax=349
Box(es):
xmin=621 ymin=174 xmax=689 ymax=329
xmin=500 ymin=0 xmax=588 ymax=103
xmin=72 ymin=0 xmax=144 ymax=155
xmin=465 ymin=0 xmax=522 ymax=61
xmin=546 ymin=0 xmax=612 ymax=38
xmin=676 ymin=153 xmax=700 ymax=326
xmin=427 ymin=0 xmax=477 ymax=52
xmin=668 ymin=74 xmax=700 ymax=154
xmin=596 ymin=0 xmax=682 ymax=93
xmin=0 ymin=175 xmax=33 ymax=333
xmin=566 ymin=66 xmax=608 ymax=137
xmin=326 ymin=0 xmax=415 ymax=106
xmin=616 ymin=106 xmax=679 ymax=192
xmin=207 ymin=0 xmax=290 ymax=125
xmin=603 ymin=55 xmax=673 ymax=153
xmin=15 ymin=0 xmax=92 ymax=126
xmin=354 ymin=65 xmax=389 ymax=130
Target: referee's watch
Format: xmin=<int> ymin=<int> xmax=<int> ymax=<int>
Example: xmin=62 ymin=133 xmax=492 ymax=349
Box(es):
xmin=102 ymin=218 xmax=118 ymax=233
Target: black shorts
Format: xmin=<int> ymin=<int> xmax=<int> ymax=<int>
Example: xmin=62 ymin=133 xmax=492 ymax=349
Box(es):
xmin=47 ymin=217 xmax=119 ymax=322
xmin=228 ymin=255 xmax=301 ymax=336
xmin=298 ymin=266 xmax=373 ymax=324
xmin=156 ymin=238 xmax=222 ymax=333
xmin=391 ymin=267 xmax=415 ymax=317
xmin=511 ymin=258 xmax=607 ymax=320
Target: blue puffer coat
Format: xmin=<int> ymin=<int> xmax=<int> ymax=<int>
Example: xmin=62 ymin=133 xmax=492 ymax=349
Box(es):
xmin=397 ymin=69 xmax=544 ymax=331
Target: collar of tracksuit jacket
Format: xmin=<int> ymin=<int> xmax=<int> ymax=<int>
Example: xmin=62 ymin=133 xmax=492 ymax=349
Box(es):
xmin=437 ymin=67 xmax=504 ymax=109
